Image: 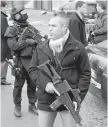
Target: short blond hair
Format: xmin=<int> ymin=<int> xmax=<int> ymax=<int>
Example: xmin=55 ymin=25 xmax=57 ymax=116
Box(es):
xmin=52 ymin=11 xmax=69 ymax=27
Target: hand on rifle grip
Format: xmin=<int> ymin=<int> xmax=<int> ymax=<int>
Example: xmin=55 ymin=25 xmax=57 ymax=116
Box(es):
xmin=73 ymin=101 xmax=77 ymax=111
xmin=45 ymin=82 xmax=60 ymax=96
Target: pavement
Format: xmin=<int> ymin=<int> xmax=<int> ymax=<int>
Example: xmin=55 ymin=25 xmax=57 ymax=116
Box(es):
xmin=1 ymin=67 xmax=63 ymax=127
xmin=1 ymin=9 xmax=107 ymax=127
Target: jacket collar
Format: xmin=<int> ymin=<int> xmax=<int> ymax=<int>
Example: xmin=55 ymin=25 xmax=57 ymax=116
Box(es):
xmin=76 ymin=11 xmax=83 ymax=20
xmin=38 ymin=39 xmax=55 ymax=61
xmin=63 ymin=33 xmax=80 ymax=50
xmin=1 ymin=11 xmax=8 ymax=17
xmin=38 ymin=34 xmax=80 ymax=61
xmin=75 ymin=12 xmax=84 ymax=24
xmin=59 ymin=34 xmax=80 ymax=61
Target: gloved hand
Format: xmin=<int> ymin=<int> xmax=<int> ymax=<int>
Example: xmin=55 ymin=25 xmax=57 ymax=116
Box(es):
xmin=26 ymin=39 xmax=36 ymax=46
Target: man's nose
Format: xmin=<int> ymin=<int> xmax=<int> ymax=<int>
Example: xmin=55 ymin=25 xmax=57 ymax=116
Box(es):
xmin=49 ymin=26 xmax=53 ymax=32
xmin=49 ymin=28 xmax=52 ymax=32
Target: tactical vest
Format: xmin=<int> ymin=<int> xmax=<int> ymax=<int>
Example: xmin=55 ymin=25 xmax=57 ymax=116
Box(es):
xmin=5 ymin=23 xmax=36 ymax=57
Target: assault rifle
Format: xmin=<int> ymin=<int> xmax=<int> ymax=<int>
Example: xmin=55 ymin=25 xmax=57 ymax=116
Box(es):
xmin=5 ymin=58 xmax=22 ymax=78
xmin=37 ymin=60 xmax=82 ymax=125
xmin=20 ymin=27 xmax=48 ymax=44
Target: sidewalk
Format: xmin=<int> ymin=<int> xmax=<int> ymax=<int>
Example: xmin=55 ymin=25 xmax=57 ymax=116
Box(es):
xmin=2 ymin=67 xmax=63 ymax=127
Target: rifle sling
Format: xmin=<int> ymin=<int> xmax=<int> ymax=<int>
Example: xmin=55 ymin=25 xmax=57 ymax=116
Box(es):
xmin=54 ymin=53 xmax=76 ymax=74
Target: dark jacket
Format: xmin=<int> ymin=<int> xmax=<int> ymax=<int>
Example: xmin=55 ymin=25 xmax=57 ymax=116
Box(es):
xmin=1 ymin=11 xmax=12 ymax=61
xmin=68 ymin=12 xmax=87 ymax=46
xmin=29 ymin=34 xmax=91 ymax=111
xmin=91 ymin=11 xmax=107 ymax=43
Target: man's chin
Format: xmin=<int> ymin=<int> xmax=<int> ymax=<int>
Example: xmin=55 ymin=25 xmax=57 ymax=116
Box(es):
xmin=48 ymin=36 xmax=54 ymax=40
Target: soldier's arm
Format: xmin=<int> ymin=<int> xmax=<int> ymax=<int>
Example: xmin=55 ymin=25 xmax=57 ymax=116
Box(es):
xmin=4 ymin=26 xmax=28 ymax=51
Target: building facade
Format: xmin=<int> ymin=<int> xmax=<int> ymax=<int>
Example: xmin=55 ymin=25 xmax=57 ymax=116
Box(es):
xmin=7 ymin=0 xmax=97 ymax=13
xmin=7 ymin=0 xmax=70 ymax=11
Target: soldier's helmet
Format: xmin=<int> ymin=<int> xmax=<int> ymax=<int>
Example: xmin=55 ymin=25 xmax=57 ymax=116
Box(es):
xmin=11 ymin=7 xmax=24 ymax=17
xmin=10 ymin=7 xmax=28 ymax=22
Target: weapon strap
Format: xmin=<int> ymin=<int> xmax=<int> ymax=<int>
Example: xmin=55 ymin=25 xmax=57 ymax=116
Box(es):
xmin=54 ymin=52 xmax=76 ymax=75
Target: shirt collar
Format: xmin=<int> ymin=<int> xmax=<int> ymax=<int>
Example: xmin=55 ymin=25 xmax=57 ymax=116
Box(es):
xmin=1 ymin=11 xmax=8 ymax=17
xmin=76 ymin=11 xmax=83 ymax=20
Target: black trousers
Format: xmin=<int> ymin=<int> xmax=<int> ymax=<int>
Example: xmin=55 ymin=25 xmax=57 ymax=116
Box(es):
xmin=13 ymin=66 xmax=37 ymax=106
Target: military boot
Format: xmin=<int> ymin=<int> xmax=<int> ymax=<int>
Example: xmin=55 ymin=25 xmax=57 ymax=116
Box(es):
xmin=28 ymin=104 xmax=38 ymax=115
xmin=14 ymin=105 xmax=21 ymax=117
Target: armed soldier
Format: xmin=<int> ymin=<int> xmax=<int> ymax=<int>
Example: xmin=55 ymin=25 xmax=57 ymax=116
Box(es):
xmin=29 ymin=12 xmax=91 ymax=127
xmin=4 ymin=7 xmax=41 ymax=117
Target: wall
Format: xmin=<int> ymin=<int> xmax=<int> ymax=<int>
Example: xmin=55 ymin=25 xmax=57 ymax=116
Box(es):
xmin=52 ymin=0 xmax=69 ymax=11
xmin=41 ymin=1 xmax=52 ymax=11
xmin=24 ymin=0 xmax=35 ymax=8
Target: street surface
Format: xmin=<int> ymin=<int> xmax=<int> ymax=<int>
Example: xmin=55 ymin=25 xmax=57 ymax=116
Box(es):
xmin=1 ymin=69 xmax=62 ymax=127
xmin=1 ymin=9 xmax=107 ymax=127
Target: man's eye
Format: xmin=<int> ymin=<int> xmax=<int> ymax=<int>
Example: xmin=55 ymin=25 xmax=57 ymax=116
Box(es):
xmin=52 ymin=25 xmax=56 ymax=27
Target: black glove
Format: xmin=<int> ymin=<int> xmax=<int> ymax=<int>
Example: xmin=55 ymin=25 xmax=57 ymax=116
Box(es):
xmin=26 ymin=39 xmax=36 ymax=46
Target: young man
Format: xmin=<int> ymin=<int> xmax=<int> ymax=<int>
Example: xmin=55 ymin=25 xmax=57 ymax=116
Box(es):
xmin=90 ymin=1 xmax=107 ymax=43
xmin=1 ymin=1 xmax=12 ymax=85
xmin=68 ymin=1 xmax=88 ymax=46
xmin=29 ymin=12 xmax=91 ymax=127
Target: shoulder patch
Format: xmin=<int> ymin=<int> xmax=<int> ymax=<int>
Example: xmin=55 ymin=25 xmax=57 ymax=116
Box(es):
xmin=4 ymin=26 xmax=18 ymax=37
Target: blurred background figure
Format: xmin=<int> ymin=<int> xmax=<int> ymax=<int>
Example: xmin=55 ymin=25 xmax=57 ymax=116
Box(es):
xmin=1 ymin=1 xmax=12 ymax=85
xmin=68 ymin=1 xmax=88 ymax=46
xmin=89 ymin=1 xmax=107 ymax=44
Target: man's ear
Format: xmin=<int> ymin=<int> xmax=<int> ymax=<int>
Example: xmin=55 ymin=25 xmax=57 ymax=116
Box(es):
xmin=77 ymin=6 xmax=80 ymax=11
xmin=63 ymin=25 xmax=67 ymax=32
